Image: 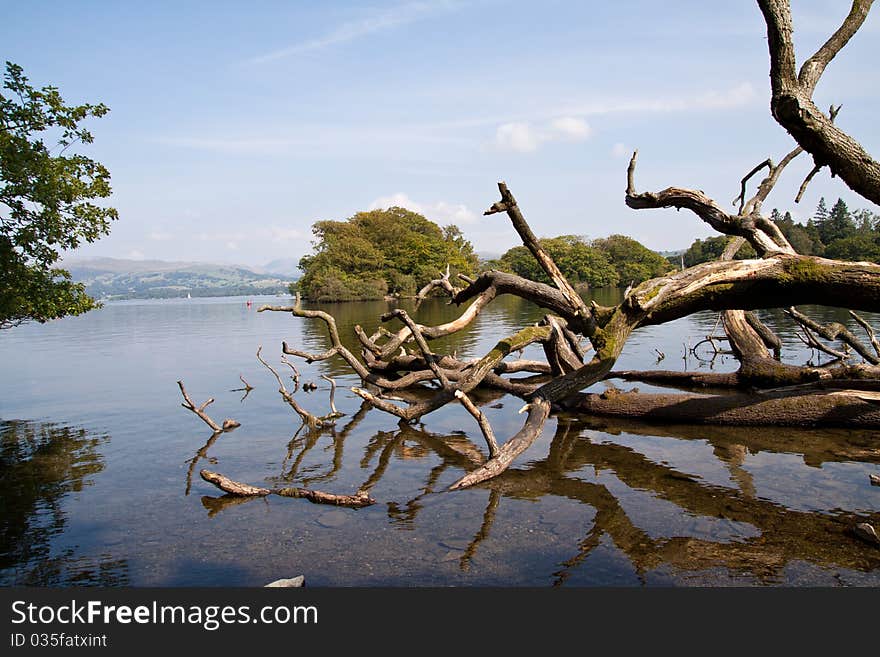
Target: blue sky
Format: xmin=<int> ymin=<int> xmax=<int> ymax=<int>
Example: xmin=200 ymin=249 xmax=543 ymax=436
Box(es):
xmin=5 ymin=1 xmax=879 ymax=266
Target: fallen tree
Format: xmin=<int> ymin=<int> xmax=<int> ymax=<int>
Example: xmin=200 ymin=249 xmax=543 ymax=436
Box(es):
xmin=191 ymin=1 xmax=880 ymax=503
xmin=261 ymin=158 xmax=880 ymax=490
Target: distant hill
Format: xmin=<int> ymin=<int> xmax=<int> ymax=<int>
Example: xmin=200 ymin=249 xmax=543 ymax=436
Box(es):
xmin=476 ymin=250 xmax=502 ymax=263
xmin=261 ymin=257 xmax=301 ymax=278
xmin=63 ymin=257 xmax=294 ymax=300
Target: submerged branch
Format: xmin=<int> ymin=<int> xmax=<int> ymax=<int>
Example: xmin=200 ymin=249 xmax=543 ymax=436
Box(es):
xmin=177 ymin=380 xmax=239 ymax=433
xmin=200 ymin=469 xmax=375 ymax=508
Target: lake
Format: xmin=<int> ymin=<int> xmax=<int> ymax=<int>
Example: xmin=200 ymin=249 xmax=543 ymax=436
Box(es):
xmin=1 ymin=292 xmax=879 ymax=586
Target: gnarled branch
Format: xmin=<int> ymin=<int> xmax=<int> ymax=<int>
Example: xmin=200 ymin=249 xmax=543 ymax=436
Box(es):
xmin=177 ymin=380 xmax=239 ymax=434
xmin=757 ymin=0 xmax=880 ymax=205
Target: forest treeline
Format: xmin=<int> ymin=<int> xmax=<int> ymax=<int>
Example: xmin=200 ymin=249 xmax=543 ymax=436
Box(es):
xmin=295 ymin=198 xmax=880 ymax=302
xmin=293 ymin=207 xmax=671 ymax=301
xmin=485 ymin=234 xmax=669 ymax=290
xmin=676 ymin=197 xmax=880 ymax=267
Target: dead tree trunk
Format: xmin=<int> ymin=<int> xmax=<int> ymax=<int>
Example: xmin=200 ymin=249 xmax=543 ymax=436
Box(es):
xmin=242 ymin=1 xmax=880 ymax=491
xmin=758 ymin=0 xmax=880 ymax=205
xmin=262 ymin=170 xmax=880 ymax=490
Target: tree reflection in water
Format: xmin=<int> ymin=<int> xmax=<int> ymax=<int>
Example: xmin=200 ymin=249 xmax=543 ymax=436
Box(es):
xmin=195 ymin=399 xmax=880 ymax=584
xmin=0 ymin=420 xmax=129 ymax=586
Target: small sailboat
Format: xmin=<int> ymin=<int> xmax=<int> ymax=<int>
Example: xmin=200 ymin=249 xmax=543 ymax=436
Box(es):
xmin=186 ymin=292 xmax=192 ymax=299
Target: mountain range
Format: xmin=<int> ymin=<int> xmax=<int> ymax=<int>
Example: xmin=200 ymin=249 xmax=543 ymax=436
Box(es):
xmin=62 ymin=257 xmax=299 ymax=300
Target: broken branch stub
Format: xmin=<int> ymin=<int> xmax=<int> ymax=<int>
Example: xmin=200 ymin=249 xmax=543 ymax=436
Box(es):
xmin=177 ymin=380 xmax=239 ymax=433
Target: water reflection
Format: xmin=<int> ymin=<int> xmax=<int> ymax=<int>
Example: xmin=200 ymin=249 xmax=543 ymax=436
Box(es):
xmin=273 ymin=297 xmax=880 ymax=579
xmin=194 ymin=407 xmax=880 ymax=584
xmin=4 ymin=294 xmax=878 ymax=585
xmin=0 ymin=420 xmax=129 ymax=586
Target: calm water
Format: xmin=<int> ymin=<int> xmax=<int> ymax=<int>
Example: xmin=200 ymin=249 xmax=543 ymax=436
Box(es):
xmin=1 ymin=293 xmax=879 ymax=586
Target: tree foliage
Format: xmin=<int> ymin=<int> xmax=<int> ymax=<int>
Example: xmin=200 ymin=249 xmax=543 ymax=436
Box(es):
xmin=0 ymin=62 xmax=117 ymax=328
xmin=678 ymin=235 xmax=757 ymax=268
xmin=678 ymin=199 xmax=880 ymax=266
xmin=489 ymin=234 xmax=668 ymax=290
xmin=782 ymin=197 xmax=880 ymax=261
xmin=295 ymin=207 xmax=479 ymax=301
xmin=591 ymin=234 xmax=671 ymax=285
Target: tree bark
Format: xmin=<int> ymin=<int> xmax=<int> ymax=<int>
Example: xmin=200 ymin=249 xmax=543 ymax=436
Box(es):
xmin=757 ymin=0 xmax=880 ymax=205
xmin=200 ymin=469 xmax=376 ymax=507
xmin=571 ymin=387 xmax=880 ymax=427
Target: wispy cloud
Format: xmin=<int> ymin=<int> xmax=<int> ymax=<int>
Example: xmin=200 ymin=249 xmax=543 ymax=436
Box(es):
xmin=494 ymin=116 xmax=592 ymax=153
xmin=556 ymin=82 xmax=758 ymax=117
xmin=249 ymin=1 xmax=459 ymax=64
xmin=155 ymin=83 xmax=754 ymax=158
xmin=155 ymin=126 xmax=468 ymax=156
xmin=369 ymin=192 xmax=477 ymax=224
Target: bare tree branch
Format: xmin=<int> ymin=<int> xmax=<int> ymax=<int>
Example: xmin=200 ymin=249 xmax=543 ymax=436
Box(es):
xmin=485 ymin=181 xmax=590 ymax=321
xmin=798 ymin=2 xmax=873 ymax=95
xmin=849 ymin=310 xmax=880 ymax=358
xmin=454 ymin=390 xmax=499 ymax=457
xmin=256 ymin=346 xmax=341 ymax=428
xmin=200 ymin=469 xmax=375 ymax=508
xmin=785 ymin=307 xmax=879 ymax=364
xmin=757 ymin=0 xmax=880 ymax=205
xmin=177 ymin=380 xmax=239 ymax=433
xmin=626 ymin=151 xmax=795 ymax=256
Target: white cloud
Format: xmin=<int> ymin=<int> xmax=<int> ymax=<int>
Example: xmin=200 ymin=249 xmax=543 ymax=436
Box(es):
xmin=559 ymin=82 xmax=758 ymax=116
xmin=127 ymin=249 xmax=145 ymax=260
xmin=549 ymin=116 xmax=592 ymax=140
xmin=149 ymin=231 xmax=172 ymax=241
xmin=370 ymin=192 xmax=419 ymax=210
xmin=369 ymin=193 xmax=477 ymax=224
xmin=495 ymin=122 xmax=543 ymax=153
xmin=430 ymin=201 xmax=477 ymax=225
xmin=249 ymin=1 xmax=459 ymax=64
xmin=611 ymin=142 xmax=629 ymax=158
xmin=194 ymin=227 xmax=305 ymax=247
xmin=694 ymin=82 xmax=756 ymax=110
xmin=494 ymin=116 xmax=593 ymax=153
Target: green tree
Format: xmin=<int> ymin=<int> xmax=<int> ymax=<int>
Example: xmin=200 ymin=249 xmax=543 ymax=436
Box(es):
xmin=295 ymin=207 xmax=479 ymax=301
xmin=491 ymin=235 xmax=619 ymax=289
xmin=853 ymin=208 xmax=879 ymax=235
xmin=824 ymin=233 xmax=880 ymax=262
xmin=591 ymin=234 xmax=671 ymax=285
xmin=681 ymin=235 xmax=757 ymax=267
xmin=813 ymin=196 xmax=830 ymax=225
xmin=819 ymin=198 xmax=856 ymax=245
xmin=771 ymin=209 xmax=822 ymax=255
xmin=1 ymin=62 xmax=117 ymax=328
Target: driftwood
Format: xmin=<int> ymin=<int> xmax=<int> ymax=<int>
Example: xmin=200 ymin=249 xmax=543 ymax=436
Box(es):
xmin=200 ymin=469 xmax=375 ymax=508
xmin=177 ymin=380 xmax=240 ymax=434
xmin=257 ymin=167 xmax=880 ymax=489
xmin=571 ymin=387 xmax=880 ymax=427
xmin=414 ymin=264 xmax=459 ymax=307
xmin=230 ymin=375 xmax=253 ymax=392
xmin=256 ymin=346 xmax=343 ymax=429
xmin=198 ymin=1 xmax=880 ymax=497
